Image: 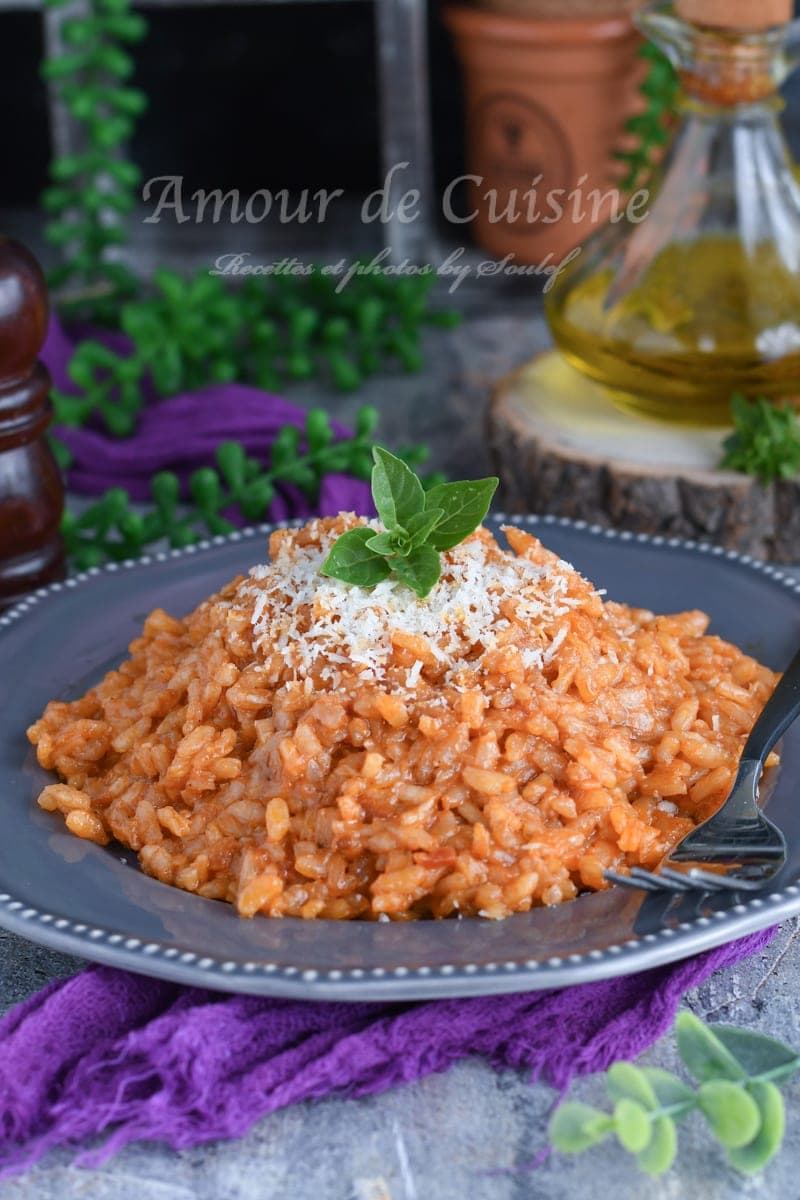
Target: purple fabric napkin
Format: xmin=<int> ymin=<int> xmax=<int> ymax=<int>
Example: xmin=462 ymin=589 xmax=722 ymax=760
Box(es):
xmin=0 ymin=931 xmax=775 ymax=1177
xmin=2 ymin=318 xmax=773 ymax=1177
xmin=42 ymin=316 xmax=374 ymax=519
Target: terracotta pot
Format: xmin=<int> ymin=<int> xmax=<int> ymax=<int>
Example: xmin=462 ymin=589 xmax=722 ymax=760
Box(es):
xmin=443 ymin=6 xmax=644 ymax=263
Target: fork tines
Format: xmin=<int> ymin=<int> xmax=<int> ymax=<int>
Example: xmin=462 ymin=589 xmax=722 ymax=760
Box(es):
xmin=604 ymin=866 xmax=766 ymax=894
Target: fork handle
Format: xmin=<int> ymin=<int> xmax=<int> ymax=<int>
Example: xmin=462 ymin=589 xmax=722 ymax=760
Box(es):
xmin=740 ymin=642 xmax=800 ymax=768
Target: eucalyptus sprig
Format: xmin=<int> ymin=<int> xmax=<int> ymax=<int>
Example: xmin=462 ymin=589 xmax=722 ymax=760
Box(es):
xmin=321 ymin=447 xmax=498 ymax=599
xmin=720 ymin=393 xmax=800 ymax=485
xmin=550 ymin=1012 xmax=800 ymax=1177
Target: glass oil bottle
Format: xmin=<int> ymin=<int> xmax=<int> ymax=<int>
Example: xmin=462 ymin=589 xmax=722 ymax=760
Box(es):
xmin=545 ymin=1 xmax=800 ymax=425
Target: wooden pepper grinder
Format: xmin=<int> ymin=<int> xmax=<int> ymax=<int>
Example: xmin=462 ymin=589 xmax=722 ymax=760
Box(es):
xmin=0 ymin=237 xmax=65 ymax=603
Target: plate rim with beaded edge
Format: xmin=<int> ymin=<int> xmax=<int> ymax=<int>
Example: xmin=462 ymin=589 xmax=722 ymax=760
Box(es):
xmin=1 ymin=513 xmax=799 ymax=1001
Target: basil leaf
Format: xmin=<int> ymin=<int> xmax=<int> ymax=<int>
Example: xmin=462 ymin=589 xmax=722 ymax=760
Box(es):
xmin=320 ymin=527 xmax=392 ymax=587
xmin=675 ymin=1012 xmax=746 ymax=1083
xmin=405 ymin=507 xmax=444 ymax=549
xmin=698 ymin=1080 xmax=761 ymax=1148
xmin=365 ymin=530 xmax=402 ymax=557
xmin=371 ymin=446 xmax=426 ymax=529
xmin=392 ymin=543 xmax=441 ymax=598
xmin=727 ymin=1082 xmax=785 ymax=1174
xmin=549 ymin=1103 xmax=614 ymax=1154
xmin=424 ymin=478 xmax=499 ymax=551
xmin=710 ymin=1026 xmax=800 ymax=1083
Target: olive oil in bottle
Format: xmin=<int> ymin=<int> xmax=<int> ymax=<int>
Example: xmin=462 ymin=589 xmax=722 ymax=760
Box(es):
xmin=545 ymin=1 xmax=800 ymax=426
xmin=547 ymin=237 xmax=800 ymax=425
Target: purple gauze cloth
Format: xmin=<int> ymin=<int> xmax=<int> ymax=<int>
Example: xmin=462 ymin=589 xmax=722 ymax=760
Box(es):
xmin=0 ymin=929 xmax=776 ymax=1176
xmin=41 ymin=315 xmax=374 ymax=520
xmin=4 ymin=318 xmax=774 ymax=1175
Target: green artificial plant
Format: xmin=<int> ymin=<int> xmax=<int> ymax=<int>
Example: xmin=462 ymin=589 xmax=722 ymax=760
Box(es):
xmin=615 ymin=42 xmax=680 ymax=192
xmin=60 ymin=407 xmax=440 ymax=569
xmin=551 ymin=1012 xmax=799 ymax=1178
xmin=41 ymin=0 xmax=148 ymax=318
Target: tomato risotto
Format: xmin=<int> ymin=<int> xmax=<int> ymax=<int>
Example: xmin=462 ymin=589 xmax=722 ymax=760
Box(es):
xmin=28 ymin=516 xmax=778 ymax=920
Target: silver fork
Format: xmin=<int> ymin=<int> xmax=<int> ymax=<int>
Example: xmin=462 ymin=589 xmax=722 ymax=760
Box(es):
xmin=604 ymin=641 xmax=800 ymax=895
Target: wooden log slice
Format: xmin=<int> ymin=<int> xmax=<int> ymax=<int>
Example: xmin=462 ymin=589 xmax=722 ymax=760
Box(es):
xmin=488 ymin=350 xmax=800 ymax=563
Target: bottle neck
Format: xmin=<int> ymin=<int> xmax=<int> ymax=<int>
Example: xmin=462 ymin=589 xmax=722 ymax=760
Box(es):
xmin=679 ymin=29 xmax=782 ymax=106
xmin=637 ymin=5 xmax=800 ymax=109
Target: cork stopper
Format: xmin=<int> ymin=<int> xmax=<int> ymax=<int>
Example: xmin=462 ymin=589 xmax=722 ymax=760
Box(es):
xmin=675 ymin=0 xmax=792 ymax=31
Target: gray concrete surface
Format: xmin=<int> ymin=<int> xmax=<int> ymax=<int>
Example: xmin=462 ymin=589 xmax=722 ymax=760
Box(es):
xmin=3 ymin=274 xmax=800 ymax=1198
xmin=2 ymin=924 xmax=800 ymax=1199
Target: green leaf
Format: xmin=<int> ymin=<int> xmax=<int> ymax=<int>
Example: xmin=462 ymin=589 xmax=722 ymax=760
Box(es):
xmin=614 ymin=1099 xmax=653 ymax=1153
xmin=711 ymin=1026 xmax=800 ymax=1083
xmin=90 ymin=43 xmax=133 ymax=78
xmin=675 ymin=1012 xmax=747 ymax=1083
xmin=99 ymin=11 xmax=149 ymax=41
xmin=606 ymin=1062 xmax=658 ymax=1110
xmin=698 ymin=1080 xmax=762 ymax=1148
xmin=355 ymin=406 xmax=379 ymax=438
xmin=306 ymin=408 xmax=334 ymax=454
xmin=330 ymin=353 xmax=362 ymax=391
xmin=423 ymin=478 xmax=499 ymax=551
xmin=48 ymin=434 xmax=73 ymax=471
xmin=74 ymin=543 xmax=105 ymax=571
xmin=727 ymin=1082 xmax=785 ymax=1174
xmin=271 ymin=425 xmax=301 ymax=471
xmin=190 ymin=467 xmax=223 ymax=512
xmin=720 ymin=394 xmax=800 ymax=485
xmin=151 ymin=471 xmax=180 ymax=512
xmin=405 ymin=507 xmax=444 ymax=549
xmin=239 ymin=477 xmax=274 ymax=521
xmin=105 ymin=158 xmax=141 ymax=187
xmin=41 ymin=52 xmax=90 ymax=80
xmin=41 ymin=185 xmax=74 ymax=213
xmin=106 ymin=86 xmax=148 ymax=117
xmin=640 ymin=1068 xmax=695 ymax=1109
xmin=365 ymin=530 xmax=404 ymax=557
xmin=636 ymin=1115 xmax=677 ymax=1176
xmin=371 ymin=445 xmax=426 ymax=530
xmin=216 ymin=441 xmax=247 ymax=490
xmin=320 ymin=527 xmax=392 ymax=588
xmin=549 ymin=1103 xmax=614 ymax=1154
xmin=391 ymin=544 xmax=442 ymax=599
xmin=169 ymin=523 xmax=197 ymax=550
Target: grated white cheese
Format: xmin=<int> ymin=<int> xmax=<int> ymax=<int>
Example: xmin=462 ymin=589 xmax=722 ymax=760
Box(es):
xmin=245 ymin=518 xmax=593 ymax=691
xmin=405 ymin=660 xmax=424 ymax=689
xmin=543 ymin=624 xmax=568 ymax=664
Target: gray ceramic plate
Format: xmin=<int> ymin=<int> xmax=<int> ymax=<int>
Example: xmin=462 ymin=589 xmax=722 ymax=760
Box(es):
xmin=2 ymin=514 xmax=800 ymax=1001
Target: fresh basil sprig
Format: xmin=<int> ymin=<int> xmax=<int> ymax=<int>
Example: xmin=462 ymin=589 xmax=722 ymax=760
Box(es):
xmin=550 ymin=1012 xmax=800 ymax=1177
xmin=321 ymin=446 xmax=498 ymax=599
